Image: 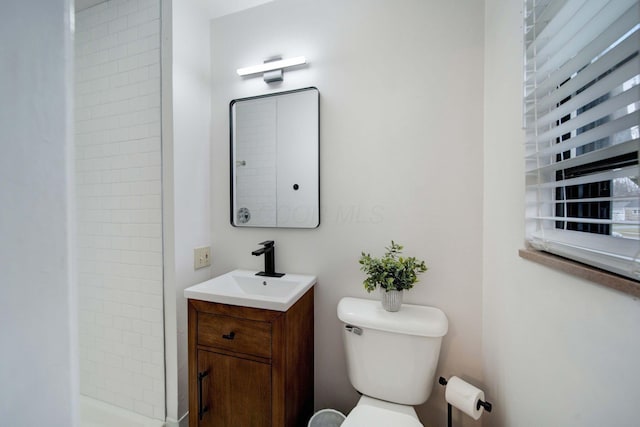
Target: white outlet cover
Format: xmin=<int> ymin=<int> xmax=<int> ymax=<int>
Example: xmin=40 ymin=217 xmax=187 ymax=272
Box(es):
xmin=194 ymin=246 xmax=211 ymax=269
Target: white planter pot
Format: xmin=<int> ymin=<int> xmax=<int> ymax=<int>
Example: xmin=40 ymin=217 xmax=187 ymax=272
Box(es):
xmin=380 ymin=288 xmax=403 ymax=312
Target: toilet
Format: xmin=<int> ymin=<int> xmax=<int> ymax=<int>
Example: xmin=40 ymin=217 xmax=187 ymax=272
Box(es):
xmin=337 ymin=297 xmax=448 ymax=427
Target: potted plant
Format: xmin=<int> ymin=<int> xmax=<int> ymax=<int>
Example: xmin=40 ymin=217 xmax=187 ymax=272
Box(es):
xmin=359 ymin=241 xmax=428 ymax=312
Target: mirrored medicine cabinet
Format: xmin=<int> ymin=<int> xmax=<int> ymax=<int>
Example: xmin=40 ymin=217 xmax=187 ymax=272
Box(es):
xmin=230 ymin=87 xmax=319 ymax=228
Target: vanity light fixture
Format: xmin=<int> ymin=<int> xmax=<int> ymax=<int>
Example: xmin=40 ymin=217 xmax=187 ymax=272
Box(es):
xmin=236 ymin=56 xmax=307 ymax=83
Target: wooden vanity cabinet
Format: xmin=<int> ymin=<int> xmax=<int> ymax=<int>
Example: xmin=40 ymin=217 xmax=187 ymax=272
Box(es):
xmin=188 ymin=287 xmax=314 ymax=427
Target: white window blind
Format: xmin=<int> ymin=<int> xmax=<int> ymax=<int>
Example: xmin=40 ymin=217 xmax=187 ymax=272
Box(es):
xmin=524 ymin=0 xmax=640 ymax=280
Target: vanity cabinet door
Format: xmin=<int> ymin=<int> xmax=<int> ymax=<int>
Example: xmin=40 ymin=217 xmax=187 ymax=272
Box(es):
xmin=197 ymin=349 xmax=271 ymax=427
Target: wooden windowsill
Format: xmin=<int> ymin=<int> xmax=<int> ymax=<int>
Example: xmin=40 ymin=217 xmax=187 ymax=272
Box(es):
xmin=519 ymin=248 xmax=640 ymax=298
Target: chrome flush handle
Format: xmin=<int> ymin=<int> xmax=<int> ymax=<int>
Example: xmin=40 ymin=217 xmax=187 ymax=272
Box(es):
xmin=345 ymin=325 xmax=362 ymax=335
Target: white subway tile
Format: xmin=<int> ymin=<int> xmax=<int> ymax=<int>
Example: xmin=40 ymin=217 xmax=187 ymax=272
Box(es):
xmin=150 ymin=351 xmax=163 ymax=367
xmin=123 ymin=357 xmax=143 ymax=375
xmin=129 ymin=264 xmax=159 ymax=281
xmin=87 ymin=348 xmax=106 ymax=364
xmin=142 ymin=361 xmax=163 ymax=379
xmin=92 ymin=387 xmax=115 ymax=404
xmin=103 ymin=327 xmax=123 ymax=344
xmin=135 ymin=107 xmax=160 ymax=124
xmin=109 ymin=84 xmax=140 ymax=102
xmin=112 ymin=394 xmax=134 ymax=412
xmin=126 ymin=38 xmax=150 ymax=56
xmin=128 ymin=224 xmax=162 ymax=241
xmin=108 ymin=16 xmax=128 ymax=34
xmin=117 ymin=27 xmax=139 ymax=45
xmin=76 ymin=76 xmax=110 ymax=95
xmin=143 ymin=387 xmax=164 ymax=406
xmin=79 ymin=357 xmax=95 ymax=375
xmin=105 ymin=378 xmax=138 ymax=398
xmin=140 ymin=194 xmax=161 ymax=209
xmin=113 ymin=315 xmax=133 ymax=331
xmin=127 ymin=124 xmax=149 ymax=140
xmin=104 ymin=353 xmax=124 ymax=369
xmin=138 ymin=0 xmax=158 ymax=13
xmin=133 ymin=400 xmax=154 ymax=419
xmin=117 ymin=55 xmax=140 ymax=73
xmin=109 ymin=71 xmax=130 ymax=89
xmin=118 ymin=0 xmax=139 ymax=17
xmin=141 ymin=308 xmax=162 ymax=324
xmin=141 ymin=251 xmax=163 ymax=267
xmin=107 ymin=340 xmax=130 ymax=357
xmin=127 ymin=9 xmax=149 ymax=28
xmin=109 ymin=127 xmax=130 ymax=143
xmin=133 ymin=373 xmax=154 ymax=390
xmin=116 ymin=113 xmax=137 ymax=129
xmin=97 ymin=33 xmax=121 ymax=51
xmin=109 ymin=182 xmax=133 ymax=196
xmin=146 ymin=5 xmax=160 ymax=21
xmin=101 ymin=169 xmax=123 ymax=184
xmin=122 ymin=331 xmax=143 ymax=346
xmin=152 ymin=378 xmax=164 ymax=393
xmin=130 ymin=237 xmax=150 ymax=251
xmin=108 ymin=44 xmax=129 ymax=62
xmin=95 ymin=313 xmax=113 ymax=326
xmin=137 ymin=77 xmax=160 ymax=96
xmin=131 ymin=346 xmax=152 ymax=363
xmin=137 ymin=20 xmax=159 ymax=38
xmin=90 ymin=22 xmax=109 ymax=41
xmin=111 ymin=236 xmax=133 ymax=250
xmin=88 ymin=103 xmax=113 ymax=119
xmin=84 ymin=297 xmax=105 ymax=313
xmin=149 ymin=62 xmax=161 ymax=79
xmin=94 ymin=3 xmax=118 ymax=23
xmin=131 ymin=319 xmax=152 ymax=335
xmin=136 ymin=279 xmax=163 ymax=295
xmin=153 ymin=405 xmax=165 ymax=420
xmin=128 ymin=66 xmax=150 ymax=83
xmin=78 ymin=309 xmax=96 ymax=324
xmin=80 ymin=171 xmax=103 ymax=184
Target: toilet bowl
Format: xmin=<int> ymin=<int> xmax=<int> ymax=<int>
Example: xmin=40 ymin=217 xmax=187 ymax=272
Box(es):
xmin=341 ymin=396 xmax=423 ymax=427
xmin=337 ymin=297 xmax=448 ymax=427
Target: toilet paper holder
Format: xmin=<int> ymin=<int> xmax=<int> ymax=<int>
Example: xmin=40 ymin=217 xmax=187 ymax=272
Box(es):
xmin=439 ymin=376 xmax=492 ymax=427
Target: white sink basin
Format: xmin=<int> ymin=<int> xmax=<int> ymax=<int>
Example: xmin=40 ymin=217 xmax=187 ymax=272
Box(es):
xmin=183 ymin=269 xmax=316 ymax=311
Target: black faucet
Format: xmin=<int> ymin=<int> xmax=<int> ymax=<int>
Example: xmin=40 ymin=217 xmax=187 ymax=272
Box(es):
xmin=251 ymin=240 xmax=285 ymax=277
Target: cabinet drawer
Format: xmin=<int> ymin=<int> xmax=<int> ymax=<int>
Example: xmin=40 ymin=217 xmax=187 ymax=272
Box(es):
xmin=197 ymin=313 xmax=272 ymax=359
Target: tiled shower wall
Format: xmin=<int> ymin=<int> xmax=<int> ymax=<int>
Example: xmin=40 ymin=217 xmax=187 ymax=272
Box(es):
xmin=74 ymin=0 xmax=164 ymax=419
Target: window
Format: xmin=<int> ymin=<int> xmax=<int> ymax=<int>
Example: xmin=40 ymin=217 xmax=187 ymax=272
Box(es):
xmin=524 ymin=0 xmax=640 ymax=281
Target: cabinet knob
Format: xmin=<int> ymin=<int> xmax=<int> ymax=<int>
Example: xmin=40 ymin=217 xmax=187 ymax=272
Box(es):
xmin=222 ymin=331 xmax=236 ymax=340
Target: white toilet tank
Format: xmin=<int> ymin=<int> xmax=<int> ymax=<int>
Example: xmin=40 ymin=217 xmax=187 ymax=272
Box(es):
xmin=337 ymin=297 xmax=448 ymax=406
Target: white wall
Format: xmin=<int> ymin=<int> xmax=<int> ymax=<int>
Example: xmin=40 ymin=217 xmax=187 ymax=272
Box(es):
xmin=0 ymin=1 xmax=77 ymax=426
xmin=482 ymin=1 xmax=640 ymax=426
xmin=209 ymin=1 xmax=485 ymax=425
xmin=74 ymin=0 xmax=165 ymax=419
xmin=163 ymin=0 xmax=213 ymax=424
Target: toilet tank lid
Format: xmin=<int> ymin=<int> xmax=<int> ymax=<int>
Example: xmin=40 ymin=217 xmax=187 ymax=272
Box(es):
xmin=337 ymin=297 xmax=448 ymax=337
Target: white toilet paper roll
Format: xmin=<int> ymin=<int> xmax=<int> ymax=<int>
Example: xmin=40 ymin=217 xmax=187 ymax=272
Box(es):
xmin=445 ymin=376 xmax=485 ymax=420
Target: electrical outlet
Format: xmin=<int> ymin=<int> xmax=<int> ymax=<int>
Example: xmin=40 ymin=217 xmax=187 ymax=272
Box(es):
xmin=194 ymin=246 xmax=211 ymax=269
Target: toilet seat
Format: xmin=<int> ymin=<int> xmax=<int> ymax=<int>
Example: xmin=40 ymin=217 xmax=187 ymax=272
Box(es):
xmin=341 ymin=396 xmax=424 ymax=427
